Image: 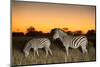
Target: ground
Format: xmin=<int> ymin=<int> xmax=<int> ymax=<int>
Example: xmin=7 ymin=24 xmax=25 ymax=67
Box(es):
xmin=12 ymin=37 xmax=96 ymax=66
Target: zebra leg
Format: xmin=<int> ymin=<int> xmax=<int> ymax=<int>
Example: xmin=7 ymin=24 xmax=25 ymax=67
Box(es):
xmin=84 ymin=46 xmax=87 ymax=54
xmin=81 ymin=45 xmax=87 ymax=54
xmin=48 ymin=47 xmax=53 ymax=56
xmin=80 ymin=39 xmax=88 ymax=54
xmin=45 ymin=48 xmax=48 ymax=57
xmin=36 ymin=49 xmax=39 ymax=56
xmin=34 ymin=48 xmax=36 ymax=56
xmin=25 ymin=51 xmax=29 ymax=57
xmin=65 ymin=46 xmax=69 ymax=56
xmin=84 ymin=45 xmax=87 ymax=54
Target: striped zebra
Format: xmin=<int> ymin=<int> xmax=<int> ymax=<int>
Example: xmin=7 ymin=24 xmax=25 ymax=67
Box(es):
xmin=53 ymin=29 xmax=88 ymax=56
xmin=23 ymin=38 xmax=53 ymax=57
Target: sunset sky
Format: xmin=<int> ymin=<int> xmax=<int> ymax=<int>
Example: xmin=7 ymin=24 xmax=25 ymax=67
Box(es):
xmin=12 ymin=1 xmax=96 ymax=33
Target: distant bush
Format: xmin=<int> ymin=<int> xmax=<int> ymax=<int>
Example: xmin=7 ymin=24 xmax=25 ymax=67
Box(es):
xmin=12 ymin=32 xmax=24 ymax=37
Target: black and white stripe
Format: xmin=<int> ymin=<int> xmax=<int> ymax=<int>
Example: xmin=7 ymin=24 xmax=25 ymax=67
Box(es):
xmin=71 ymin=36 xmax=87 ymax=48
xmin=23 ymin=38 xmax=52 ymax=57
xmin=53 ymin=29 xmax=88 ymax=56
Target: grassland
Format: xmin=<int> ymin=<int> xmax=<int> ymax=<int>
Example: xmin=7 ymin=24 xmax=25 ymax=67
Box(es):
xmin=12 ymin=37 xmax=96 ymax=66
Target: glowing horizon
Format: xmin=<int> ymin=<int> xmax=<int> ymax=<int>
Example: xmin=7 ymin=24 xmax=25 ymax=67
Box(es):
xmin=12 ymin=2 xmax=96 ymax=34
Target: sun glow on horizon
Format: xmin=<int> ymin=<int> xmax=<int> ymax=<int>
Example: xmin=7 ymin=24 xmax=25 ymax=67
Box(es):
xmin=12 ymin=2 xmax=96 ymax=34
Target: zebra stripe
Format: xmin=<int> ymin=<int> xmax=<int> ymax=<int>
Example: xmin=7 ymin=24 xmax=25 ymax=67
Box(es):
xmin=74 ymin=36 xmax=85 ymax=47
xmin=53 ymin=29 xmax=88 ymax=56
xmin=72 ymin=37 xmax=80 ymax=47
xmin=77 ymin=37 xmax=87 ymax=47
xmin=39 ymin=39 xmax=48 ymax=46
xmin=23 ymin=38 xmax=53 ymax=57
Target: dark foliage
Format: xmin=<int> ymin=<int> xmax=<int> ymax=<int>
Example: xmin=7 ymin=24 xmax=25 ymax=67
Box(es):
xmin=86 ymin=29 xmax=96 ymax=48
xmin=12 ymin=32 xmax=24 ymax=37
xmin=12 ymin=27 xmax=96 ymax=48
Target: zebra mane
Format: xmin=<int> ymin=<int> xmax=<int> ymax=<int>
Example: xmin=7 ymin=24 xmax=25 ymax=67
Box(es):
xmin=55 ymin=28 xmax=69 ymax=37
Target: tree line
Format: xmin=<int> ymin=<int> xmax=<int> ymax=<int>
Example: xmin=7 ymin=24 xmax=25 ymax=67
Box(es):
xmin=12 ymin=26 xmax=96 ymax=38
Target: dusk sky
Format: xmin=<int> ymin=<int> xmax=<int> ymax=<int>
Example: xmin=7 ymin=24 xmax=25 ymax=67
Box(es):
xmin=12 ymin=1 xmax=96 ymax=33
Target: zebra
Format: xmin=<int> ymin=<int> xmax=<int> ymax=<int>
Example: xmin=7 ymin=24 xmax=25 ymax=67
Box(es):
xmin=53 ymin=28 xmax=88 ymax=56
xmin=23 ymin=38 xmax=53 ymax=57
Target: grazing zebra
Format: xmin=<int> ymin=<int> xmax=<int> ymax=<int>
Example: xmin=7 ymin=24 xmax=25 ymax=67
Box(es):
xmin=23 ymin=38 xmax=53 ymax=57
xmin=53 ymin=29 xmax=88 ymax=56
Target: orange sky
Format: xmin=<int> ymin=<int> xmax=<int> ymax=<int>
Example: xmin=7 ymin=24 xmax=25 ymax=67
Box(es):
xmin=12 ymin=1 xmax=96 ymax=33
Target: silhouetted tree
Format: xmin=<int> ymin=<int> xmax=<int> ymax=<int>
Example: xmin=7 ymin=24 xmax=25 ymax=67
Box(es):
xmin=86 ymin=29 xmax=96 ymax=41
xmin=25 ymin=26 xmax=47 ymax=37
xmin=12 ymin=32 xmax=24 ymax=37
xmin=86 ymin=29 xmax=96 ymax=48
xmin=66 ymin=31 xmax=73 ymax=35
xmin=86 ymin=29 xmax=96 ymax=36
xmin=73 ymin=30 xmax=83 ymax=36
xmin=25 ymin=26 xmax=36 ymax=36
xmin=63 ymin=27 xmax=68 ymax=31
xmin=27 ymin=26 xmax=35 ymax=32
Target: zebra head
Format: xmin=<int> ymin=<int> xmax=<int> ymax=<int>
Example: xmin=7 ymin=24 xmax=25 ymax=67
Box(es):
xmin=53 ymin=29 xmax=60 ymax=40
xmin=53 ymin=28 xmax=69 ymax=40
xmin=23 ymin=42 xmax=31 ymax=57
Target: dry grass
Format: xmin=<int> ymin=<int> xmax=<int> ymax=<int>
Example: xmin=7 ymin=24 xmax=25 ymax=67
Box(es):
xmin=12 ymin=37 xmax=96 ymax=66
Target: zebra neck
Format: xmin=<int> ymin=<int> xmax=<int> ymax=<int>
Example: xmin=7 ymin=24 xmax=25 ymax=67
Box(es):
xmin=59 ymin=35 xmax=66 ymax=42
xmin=59 ymin=35 xmax=71 ymax=42
xmin=24 ymin=43 xmax=31 ymax=52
